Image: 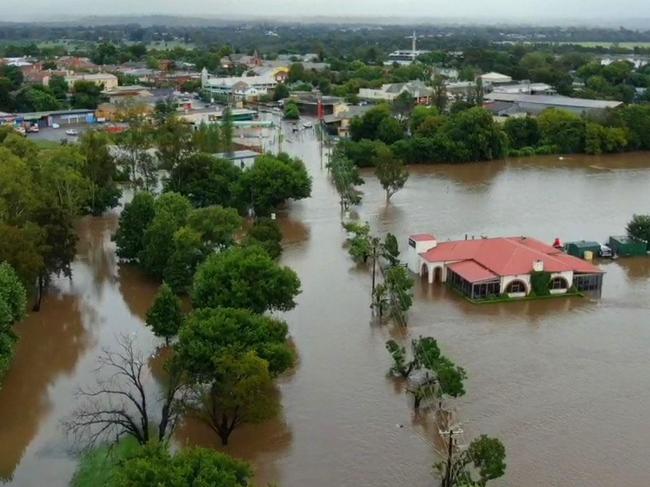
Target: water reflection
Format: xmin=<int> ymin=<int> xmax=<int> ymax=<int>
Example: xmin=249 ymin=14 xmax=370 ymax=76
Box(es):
xmin=0 ymin=292 xmax=87 ymax=481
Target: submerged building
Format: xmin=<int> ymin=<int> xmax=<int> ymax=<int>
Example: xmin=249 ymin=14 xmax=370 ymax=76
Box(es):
xmin=407 ymin=234 xmax=604 ymax=300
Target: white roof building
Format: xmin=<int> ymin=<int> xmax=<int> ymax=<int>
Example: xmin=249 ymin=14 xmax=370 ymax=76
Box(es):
xmin=201 ymin=68 xmax=277 ymax=99
xmin=479 ymin=72 xmax=513 ymax=85
xmin=484 ymin=93 xmax=622 ymax=115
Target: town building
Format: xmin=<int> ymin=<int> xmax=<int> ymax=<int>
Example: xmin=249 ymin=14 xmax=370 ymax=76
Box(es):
xmin=484 ymin=93 xmax=622 ymax=116
xmin=65 ymin=72 xmax=119 ymax=90
xmin=323 ymin=104 xmax=374 ymax=137
xmin=201 ymin=68 xmax=277 ymax=100
xmin=407 ymin=234 xmax=604 ymax=300
xmin=491 ymin=82 xmax=555 ymax=95
xmin=385 ymin=31 xmax=430 ymax=66
xmin=479 ymin=72 xmax=513 ymax=85
xmin=214 ymin=149 xmax=261 ymax=170
xmin=289 ymin=93 xmax=345 ymax=117
xmin=358 ymin=81 xmax=432 ymax=104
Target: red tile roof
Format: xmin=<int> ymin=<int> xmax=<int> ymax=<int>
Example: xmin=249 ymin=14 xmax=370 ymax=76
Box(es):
xmin=410 ymin=233 xmax=436 ymax=242
xmin=422 ymin=237 xmax=603 ymax=280
xmin=448 ymin=260 xmax=498 ymax=283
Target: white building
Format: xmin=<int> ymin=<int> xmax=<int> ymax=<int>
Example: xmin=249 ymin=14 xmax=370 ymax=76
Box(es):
xmin=201 ymin=68 xmax=277 ymax=100
xmin=384 ymin=31 xmax=430 ymax=66
xmin=479 ymin=72 xmax=513 ymax=85
xmin=358 ymin=81 xmax=432 ymax=104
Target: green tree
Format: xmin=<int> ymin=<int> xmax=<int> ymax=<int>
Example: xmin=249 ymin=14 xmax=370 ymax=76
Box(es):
xmin=146 ymin=283 xmax=184 ymax=345
xmin=79 ymin=130 xmax=122 ymax=215
xmin=111 ymin=443 xmax=252 ymax=487
xmin=383 ymin=265 xmax=414 ymax=326
xmin=328 ymin=145 xmax=364 ymax=209
xmin=49 ymin=75 xmax=69 ymax=102
xmin=244 ymin=218 xmax=283 ymax=259
xmin=166 ymin=153 xmax=242 ymax=208
xmin=178 ymin=307 xmax=295 ymax=378
xmin=187 ymin=351 xmax=278 ymax=446
xmin=155 ymin=117 xmax=194 ymax=171
xmin=14 ymin=86 xmax=61 ymax=112
xmin=163 ymin=226 xmax=204 ymax=294
xmin=0 ymin=223 xmax=45 ymax=294
xmin=192 ymin=122 xmax=221 ymax=153
xmin=273 ymin=83 xmax=290 ymax=101
xmin=626 ymin=214 xmax=650 ymax=246
xmin=221 ymin=106 xmax=234 ymax=153
xmin=71 ymin=81 xmax=103 ymax=109
xmin=0 ymin=262 xmax=27 ymax=385
xmin=376 ymin=116 xmax=405 ymax=144
xmin=375 ymin=145 xmax=408 ymax=202
xmin=350 ymin=104 xmax=392 ymax=141
xmin=436 ymin=435 xmax=506 ymax=487
xmin=192 ymin=245 xmax=301 ymax=313
xmin=283 ymin=101 xmax=300 ymax=120
xmin=0 ymin=78 xmax=15 ymax=112
xmin=186 ymin=206 xmax=243 ymax=251
xmin=504 ymin=116 xmax=540 ymax=150
xmin=114 ymin=192 xmax=156 ymax=261
xmin=537 ymin=108 xmax=585 ymax=154
xmin=238 ymin=153 xmax=312 ymax=216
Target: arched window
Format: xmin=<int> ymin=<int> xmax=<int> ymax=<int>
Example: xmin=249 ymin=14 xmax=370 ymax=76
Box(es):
xmin=506 ymin=280 xmax=527 ymax=294
xmin=550 ymin=277 xmax=569 ymax=290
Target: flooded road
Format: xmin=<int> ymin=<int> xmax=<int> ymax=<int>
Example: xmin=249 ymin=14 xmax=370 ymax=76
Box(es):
xmin=3 ymin=129 xmax=650 ymax=486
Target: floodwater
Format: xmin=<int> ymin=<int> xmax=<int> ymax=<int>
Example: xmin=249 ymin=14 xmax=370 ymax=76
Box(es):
xmin=3 ymin=128 xmax=650 ymax=487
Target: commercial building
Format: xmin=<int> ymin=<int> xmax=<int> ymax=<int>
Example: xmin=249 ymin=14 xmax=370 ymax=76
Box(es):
xmin=358 ymin=81 xmax=432 ymax=104
xmin=384 ymin=31 xmax=430 ymax=65
xmin=491 ymin=82 xmax=555 ymax=95
xmin=65 ymin=72 xmax=119 ymax=90
xmin=484 ymin=93 xmax=623 ymax=116
xmin=201 ymin=68 xmax=277 ymax=100
xmin=214 ymin=149 xmax=261 ymax=170
xmin=407 ymin=234 xmax=604 ymax=300
xmin=290 ymin=93 xmax=345 ymax=117
xmin=479 ymin=72 xmax=513 ymax=85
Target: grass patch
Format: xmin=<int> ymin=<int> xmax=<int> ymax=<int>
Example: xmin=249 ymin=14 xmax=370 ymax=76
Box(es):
xmin=70 ymin=437 xmax=140 ymax=487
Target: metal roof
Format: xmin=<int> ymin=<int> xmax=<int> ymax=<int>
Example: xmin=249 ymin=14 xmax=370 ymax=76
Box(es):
xmin=485 ymin=93 xmax=622 ymax=109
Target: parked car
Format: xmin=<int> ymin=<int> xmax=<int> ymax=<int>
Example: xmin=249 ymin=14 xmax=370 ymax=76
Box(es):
xmin=65 ymin=129 xmax=79 ymax=136
xmin=52 ymin=123 xmax=60 ymax=129
xmin=599 ymin=244 xmax=613 ymax=258
xmin=27 ymin=125 xmax=39 ymax=133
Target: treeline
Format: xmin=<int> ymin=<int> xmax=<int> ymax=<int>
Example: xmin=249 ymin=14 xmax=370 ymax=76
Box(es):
xmin=338 ymin=104 xmax=507 ymax=167
xmin=337 ymin=102 xmax=650 ymax=170
xmin=0 ymin=127 xmax=121 ymax=383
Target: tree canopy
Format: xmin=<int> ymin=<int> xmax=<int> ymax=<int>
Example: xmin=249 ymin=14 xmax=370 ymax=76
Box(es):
xmin=192 ymin=245 xmax=301 ymax=313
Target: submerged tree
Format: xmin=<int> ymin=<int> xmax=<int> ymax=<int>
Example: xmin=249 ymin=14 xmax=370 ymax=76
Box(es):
xmin=114 ymin=192 xmax=156 ymax=261
xmin=386 ymin=336 xmax=466 ymax=410
xmin=328 ymin=146 xmax=364 ymax=210
xmin=436 ymin=435 xmax=506 ymax=487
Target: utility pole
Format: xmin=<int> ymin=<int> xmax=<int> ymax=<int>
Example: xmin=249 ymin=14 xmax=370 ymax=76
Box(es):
xmin=443 ymin=428 xmax=454 ymax=487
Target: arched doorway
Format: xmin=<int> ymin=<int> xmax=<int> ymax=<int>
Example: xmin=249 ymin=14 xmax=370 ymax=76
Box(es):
xmin=433 ymin=267 xmax=443 ymax=283
xmin=421 ymin=263 xmax=429 ymax=280
xmin=505 ymin=280 xmax=527 ymax=294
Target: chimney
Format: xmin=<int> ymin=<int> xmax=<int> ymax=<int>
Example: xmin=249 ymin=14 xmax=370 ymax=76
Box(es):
xmin=533 ymin=260 xmax=544 ymax=272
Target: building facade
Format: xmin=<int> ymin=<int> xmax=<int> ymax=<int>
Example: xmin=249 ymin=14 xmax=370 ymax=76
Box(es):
xmin=407 ymin=234 xmax=604 ymax=300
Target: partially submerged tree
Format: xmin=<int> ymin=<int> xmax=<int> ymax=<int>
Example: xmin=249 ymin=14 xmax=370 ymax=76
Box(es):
xmin=64 ymin=335 xmax=185 ymax=448
xmin=0 ymin=262 xmax=27 ymax=385
xmin=386 ymin=336 xmax=466 ymax=410
xmin=114 ymin=192 xmax=156 ymax=261
xmin=192 ymin=245 xmax=301 ymax=313
xmin=111 ymin=443 xmax=253 ymax=487
xmin=146 ymin=283 xmax=184 ymax=345
xmin=626 ymin=214 xmax=650 ymax=246
xmin=244 ymin=218 xmax=283 ymax=260
xmin=435 ymin=435 xmax=507 ymax=487
xmin=186 ymin=351 xmax=278 ymax=446
xmin=374 ymin=144 xmax=409 ymax=202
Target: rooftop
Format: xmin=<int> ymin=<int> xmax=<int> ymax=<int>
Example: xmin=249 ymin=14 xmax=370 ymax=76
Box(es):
xmin=485 ymin=93 xmax=623 ymax=109
xmin=420 ymin=236 xmax=603 ymax=280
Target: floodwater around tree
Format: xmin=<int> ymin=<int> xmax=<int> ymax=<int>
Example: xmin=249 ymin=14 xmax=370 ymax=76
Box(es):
xmin=2 ymin=128 xmax=650 ymax=487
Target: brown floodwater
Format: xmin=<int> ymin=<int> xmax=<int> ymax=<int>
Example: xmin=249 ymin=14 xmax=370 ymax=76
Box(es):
xmin=3 ymin=127 xmax=650 ymax=487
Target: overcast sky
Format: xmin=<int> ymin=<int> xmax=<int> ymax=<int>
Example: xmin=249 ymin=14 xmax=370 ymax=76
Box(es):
xmin=1 ymin=0 xmax=650 ymax=23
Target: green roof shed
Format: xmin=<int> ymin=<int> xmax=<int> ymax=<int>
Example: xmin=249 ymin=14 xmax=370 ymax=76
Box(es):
xmin=609 ymin=236 xmax=647 ymax=257
xmin=565 ymin=241 xmax=601 ymax=259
